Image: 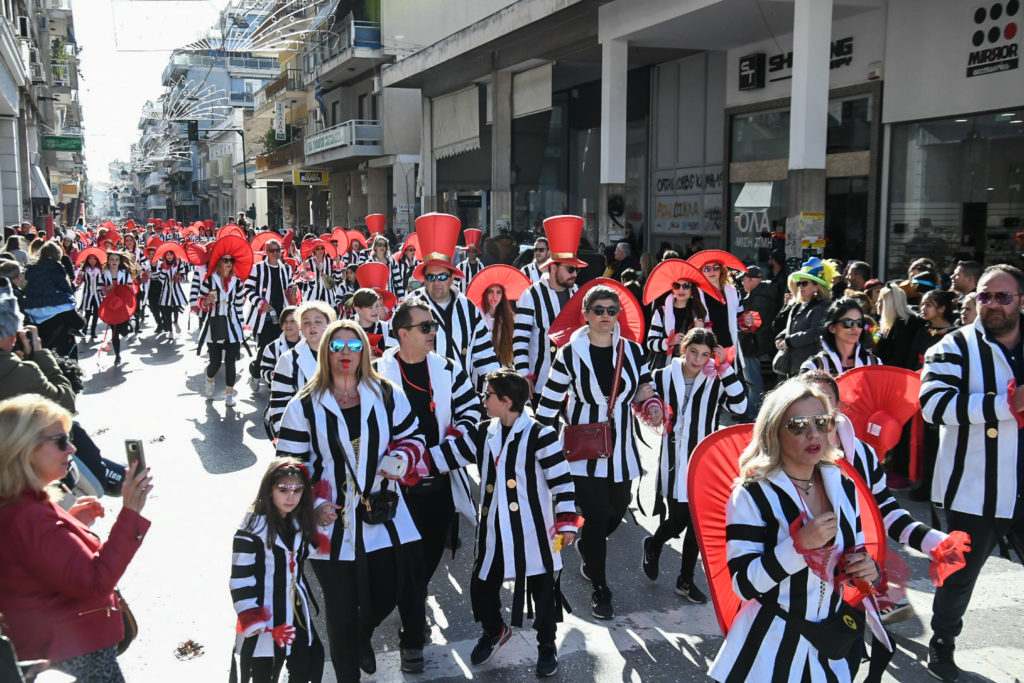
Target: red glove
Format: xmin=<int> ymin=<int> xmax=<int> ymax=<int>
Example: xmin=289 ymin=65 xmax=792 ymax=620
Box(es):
xmin=738 ymin=311 xmax=761 ymax=333
xmin=265 ymin=623 xmax=296 ymax=648
xmin=1007 ymin=380 xmax=1024 ymax=428
xmin=929 ymin=530 xmax=971 ymax=587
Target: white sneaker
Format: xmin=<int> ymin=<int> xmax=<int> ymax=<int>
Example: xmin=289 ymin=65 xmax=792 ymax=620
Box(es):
xmin=225 ymin=391 xmax=236 ymax=407
xmin=203 ymin=380 xmax=215 ymax=398
xmin=248 ymin=376 xmax=261 ymax=391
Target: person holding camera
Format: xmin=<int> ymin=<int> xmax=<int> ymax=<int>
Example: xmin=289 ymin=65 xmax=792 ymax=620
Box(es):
xmin=275 ymin=320 xmax=428 ymax=682
xmin=0 ymin=394 xmax=152 ymax=682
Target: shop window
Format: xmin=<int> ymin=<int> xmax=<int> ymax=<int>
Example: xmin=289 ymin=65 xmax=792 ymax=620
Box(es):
xmin=731 ymin=96 xmax=871 ymax=163
xmin=886 ymin=110 xmax=1024 ymax=277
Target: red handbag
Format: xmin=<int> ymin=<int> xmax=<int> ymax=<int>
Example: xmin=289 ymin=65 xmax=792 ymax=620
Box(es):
xmin=564 ymin=340 xmax=625 ymax=462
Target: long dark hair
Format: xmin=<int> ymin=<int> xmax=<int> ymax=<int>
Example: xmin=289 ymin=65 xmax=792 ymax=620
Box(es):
xmin=484 ymin=285 xmax=516 ymax=367
xmin=921 ymin=289 xmax=958 ymax=327
xmin=820 ymin=297 xmax=874 ymax=350
xmin=243 ymin=457 xmax=317 ymax=550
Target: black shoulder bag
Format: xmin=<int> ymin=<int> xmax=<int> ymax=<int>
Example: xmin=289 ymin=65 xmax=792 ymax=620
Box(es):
xmin=326 ymin=401 xmax=398 ymax=525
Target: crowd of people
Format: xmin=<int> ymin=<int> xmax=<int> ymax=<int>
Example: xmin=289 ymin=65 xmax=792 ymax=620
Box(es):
xmin=0 ymin=211 xmax=1020 ymax=683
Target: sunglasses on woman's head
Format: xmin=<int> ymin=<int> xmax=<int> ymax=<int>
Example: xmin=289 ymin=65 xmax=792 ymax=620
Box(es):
xmin=589 ymin=305 xmax=620 ymax=316
xmin=329 ymin=339 xmax=363 ymax=353
xmin=837 ymin=317 xmax=866 ymax=329
xmin=976 ymin=291 xmax=1021 ymax=306
xmin=403 ymin=321 xmax=440 ymax=333
xmin=784 ymin=415 xmax=836 ymax=437
xmin=42 ymin=432 xmax=72 ymax=450
xmin=424 ymin=272 xmax=450 ymax=282
xmin=672 ymin=281 xmax=693 ymax=290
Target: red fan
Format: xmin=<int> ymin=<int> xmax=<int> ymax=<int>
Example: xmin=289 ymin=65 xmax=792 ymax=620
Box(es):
xmin=180 ymin=224 xmax=199 ymax=238
xmin=836 ymin=366 xmax=921 ymax=459
xmin=394 ymin=233 xmax=419 ymax=261
xmin=300 ymin=238 xmax=338 ymax=262
xmin=217 ymin=224 xmax=247 ymax=240
xmin=547 ymin=278 xmax=645 ymax=347
xmin=145 ymin=236 xmax=163 ymax=251
xmin=98 ymin=284 xmax=137 ymax=325
xmin=151 ymin=242 xmax=187 ymax=266
xmin=465 ymin=265 xmax=531 ymax=310
xmin=251 ymin=231 xmax=287 ymax=262
xmin=281 ymin=229 xmax=295 ymax=252
xmin=184 ymin=242 xmax=211 ymax=266
xmin=75 ymin=246 xmax=107 ymax=267
xmin=319 ymin=232 xmax=333 ymax=242
xmin=329 ymin=227 xmax=351 ymax=253
xmin=687 ymin=249 xmax=749 ymax=274
xmin=356 ymin=262 xmax=397 ymax=310
xmin=643 ymin=258 xmax=725 ymax=305
xmin=206 ymin=235 xmax=254 ymax=281
xmin=346 ymin=230 xmax=368 ymax=250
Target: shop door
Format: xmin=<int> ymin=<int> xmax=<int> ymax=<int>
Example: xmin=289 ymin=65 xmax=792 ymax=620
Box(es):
xmin=824 ymin=177 xmax=868 ymax=262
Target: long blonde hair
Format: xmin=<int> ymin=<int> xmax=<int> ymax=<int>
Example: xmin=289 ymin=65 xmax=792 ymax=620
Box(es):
xmin=0 ymin=394 xmax=72 ymax=498
xmin=736 ymin=379 xmax=841 ymax=485
xmin=299 ymin=320 xmax=388 ymax=401
xmin=878 ymin=282 xmax=912 ymax=331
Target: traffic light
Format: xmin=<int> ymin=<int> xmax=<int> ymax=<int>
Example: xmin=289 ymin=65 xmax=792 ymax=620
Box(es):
xmin=187 ymin=120 xmax=199 ymax=141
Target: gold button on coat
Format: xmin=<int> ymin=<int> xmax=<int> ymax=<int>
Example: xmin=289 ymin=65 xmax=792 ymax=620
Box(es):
xmin=507 ymin=479 xmax=517 ymax=489
xmin=485 ymin=484 xmax=494 ymax=493
xmin=481 ymin=506 xmax=488 ymax=516
xmin=550 ymin=345 xmax=557 ymax=354
xmin=509 ymin=502 xmax=519 ymax=512
xmin=987 ymin=427 xmax=998 ymax=438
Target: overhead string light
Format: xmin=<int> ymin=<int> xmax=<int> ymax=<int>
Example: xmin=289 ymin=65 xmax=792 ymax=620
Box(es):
xmin=140 ymin=78 xmax=232 ymax=124
xmin=178 ymin=0 xmax=340 ymax=54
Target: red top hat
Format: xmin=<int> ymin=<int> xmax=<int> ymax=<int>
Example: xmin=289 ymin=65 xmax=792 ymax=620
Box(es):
xmin=412 ymin=213 xmax=465 ymax=280
xmin=145 ymin=236 xmax=163 ymax=252
xmin=356 ymin=262 xmax=397 ymax=310
xmin=147 ymin=218 xmax=156 ymax=225
xmin=541 ymin=215 xmax=587 ymax=268
xmin=365 ymin=214 xmax=386 ymax=235
xmin=394 ymin=233 xmax=419 ymax=261
xmin=204 ymin=219 xmax=215 ymax=229
xmin=124 ymin=219 xmax=136 ymax=231
xmin=458 ymin=228 xmax=483 ymax=253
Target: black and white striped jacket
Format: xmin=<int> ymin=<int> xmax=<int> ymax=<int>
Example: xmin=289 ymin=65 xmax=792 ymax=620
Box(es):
xmin=230 ymin=514 xmax=314 ymax=658
xmin=646 ymin=294 xmax=700 ymax=367
xmin=77 ymin=266 xmax=102 ymax=312
xmin=266 ymin=340 xmax=318 ymax=438
xmin=708 ymin=465 xmax=863 ymax=682
xmin=653 ymin=360 xmax=747 ymax=501
xmin=244 ymin=261 xmax=294 ymax=334
xmin=155 ymin=261 xmax=189 ymax=307
xmin=512 ymin=275 xmax=577 ymax=396
xmin=800 ymin=340 xmax=883 ymax=376
xmin=392 ymin=256 xmax=419 ymax=300
xmin=536 ymin=326 xmax=653 ymax=482
xmin=920 ymin=321 xmax=1023 ymax=518
xmin=456 ymin=258 xmax=485 ymax=292
xmin=188 ymin=266 xmax=206 ymax=310
xmin=521 ymin=261 xmax=544 ymax=284
xmin=353 ymin=318 xmax=396 ymax=355
xmin=400 ymin=288 xmax=500 ymax=391
xmin=473 ymin=414 xmax=576 ymax=581
xmin=195 ymin=274 xmax=246 ymax=350
xmin=375 ymin=348 xmax=483 ymax=522
xmin=101 ymin=268 xmax=132 ymax=290
xmin=275 ymin=380 xmax=425 ymax=561
xmin=835 ymin=415 xmax=945 ymax=554
xmin=258 ymin=333 xmax=299 ymax=383
xmin=301 ymin=256 xmax=336 ymax=307
xmin=696 ymin=283 xmax=746 ymax=374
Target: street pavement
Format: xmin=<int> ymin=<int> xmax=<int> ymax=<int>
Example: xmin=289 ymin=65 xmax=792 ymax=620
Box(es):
xmin=75 ymin=321 xmax=1024 ymax=682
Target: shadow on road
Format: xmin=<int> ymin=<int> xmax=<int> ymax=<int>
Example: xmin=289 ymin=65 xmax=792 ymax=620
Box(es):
xmin=188 ymin=388 xmax=262 ymax=475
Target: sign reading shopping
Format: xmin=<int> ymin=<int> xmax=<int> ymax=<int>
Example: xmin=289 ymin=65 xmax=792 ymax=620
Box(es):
xmin=738 ymin=37 xmax=854 ymax=89
xmin=41 ymin=135 xmax=83 ymax=152
xmin=966 ymin=1 xmax=1020 ymax=77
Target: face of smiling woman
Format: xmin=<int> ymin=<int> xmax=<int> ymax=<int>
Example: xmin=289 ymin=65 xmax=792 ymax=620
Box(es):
xmin=778 ymin=396 xmax=832 ymax=476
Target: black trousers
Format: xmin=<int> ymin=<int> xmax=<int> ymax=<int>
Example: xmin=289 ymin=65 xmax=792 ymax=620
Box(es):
xmin=238 ymin=622 xmax=324 ymax=683
xmin=573 ymin=475 xmax=631 ymax=587
xmin=931 ymin=504 xmax=1024 ymax=639
xmin=311 ymin=544 xmax=421 ymax=683
xmin=207 ymin=341 xmax=240 ymax=386
xmin=650 ymin=500 xmax=700 ymax=582
xmin=397 ymin=481 xmax=455 ymax=648
xmin=251 ymin=321 xmax=281 ymax=377
xmin=156 ymin=305 xmax=176 ymax=332
xmin=470 ymin=555 xmax=558 ymax=645
xmin=36 ymin=309 xmax=83 ymax=358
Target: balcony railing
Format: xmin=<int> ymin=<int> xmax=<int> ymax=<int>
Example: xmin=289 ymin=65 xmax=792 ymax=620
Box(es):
xmin=256 ymin=138 xmax=305 ymax=171
xmin=51 ymin=62 xmax=71 ymax=86
xmin=146 ymin=195 xmax=167 ymax=210
xmin=144 ymin=170 xmax=166 ymax=188
xmin=162 ymin=53 xmax=276 ymax=84
xmin=230 ymin=91 xmax=255 ymax=105
xmin=173 ymin=191 xmax=197 ymax=205
xmin=304 ymin=120 xmax=382 ymax=156
xmin=303 ymin=16 xmax=383 ymax=76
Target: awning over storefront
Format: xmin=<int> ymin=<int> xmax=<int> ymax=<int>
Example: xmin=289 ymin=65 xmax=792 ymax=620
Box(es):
xmin=432 ymin=86 xmax=480 ymax=159
xmin=31 ymin=165 xmax=55 ymax=206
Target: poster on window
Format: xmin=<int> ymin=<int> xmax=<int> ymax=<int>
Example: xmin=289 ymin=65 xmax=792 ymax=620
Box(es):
xmin=652 ymin=166 xmax=724 ymax=236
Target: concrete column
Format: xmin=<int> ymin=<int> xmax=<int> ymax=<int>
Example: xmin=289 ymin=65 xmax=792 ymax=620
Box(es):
xmin=0 ymin=118 xmax=21 ymax=226
xmin=420 ymin=97 xmax=437 ymax=213
xmin=491 ymin=70 xmax=512 ymax=236
xmin=329 ymin=171 xmax=345 ymax=226
xmin=785 ymin=0 xmax=833 ymax=259
xmin=350 ymin=171 xmax=369 ymax=223
xmin=393 ymin=158 xmax=417 ymax=236
xmin=598 ymin=38 xmax=628 ymax=248
xmin=366 ymin=167 xmax=388 ymax=216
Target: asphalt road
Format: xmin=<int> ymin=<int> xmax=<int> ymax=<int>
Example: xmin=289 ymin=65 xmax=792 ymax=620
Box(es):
xmin=74 ymin=322 xmax=1024 ymax=682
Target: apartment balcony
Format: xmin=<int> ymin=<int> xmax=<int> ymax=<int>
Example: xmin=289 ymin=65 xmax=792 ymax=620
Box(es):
xmin=118 ymin=198 xmax=135 ymax=208
xmin=304 ymin=120 xmax=383 ymax=165
xmin=50 ymin=62 xmax=74 ymax=89
xmin=173 ymin=158 xmax=194 ymax=173
xmin=253 ymin=69 xmax=306 ymax=116
xmin=173 ymin=191 xmax=198 ymax=206
xmin=162 ymin=53 xmax=214 ymax=85
xmin=225 ymin=56 xmax=279 ymax=78
xmin=255 ymin=138 xmax=305 ymax=174
xmin=146 ymin=195 xmax=167 ymax=210
xmin=194 ymin=178 xmax=211 ymax=197
xmin=303 ymin=15 xmax=393 ymax=86
xmin=144 ymin=170 xmax=166 ymax=189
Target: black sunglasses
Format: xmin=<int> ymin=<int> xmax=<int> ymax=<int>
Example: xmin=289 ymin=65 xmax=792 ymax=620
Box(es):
xmin=977 ymin=291 xmax=1022 ymax=306
xmin=672 ymin=281 xmax=693 ymax=291
xmin=221 ymin=257 xmax=234 ymax=263
xmin=403 ymin=321 xmax=440 ymax=333
xmin=42 ymin=432 xmax=73 ymax=450
xmin=424 ymin=272 xmax=451 ymax=282
xmin=589 ymin=305 xmax=620 ymax=316
xmin=558 ymin=265 xmax=579 ymax=274
xmin=836 ymin=317 xmax=866 ymax=329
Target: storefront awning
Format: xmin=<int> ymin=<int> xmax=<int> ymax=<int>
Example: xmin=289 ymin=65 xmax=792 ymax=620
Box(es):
xmin=432 ymin=86 xmax=480 ymax=159
xmin=31 ymin=166 xmax=55 ymax=206
xmin=734 ymin=181 xmax=773 ymax=209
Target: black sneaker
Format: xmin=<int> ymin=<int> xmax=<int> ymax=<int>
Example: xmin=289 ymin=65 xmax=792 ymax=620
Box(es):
xmin=400 ymin=647 xmax=425 ymax=674
xmin=927 ymin=636 xmax=960 ymax=682
xmin=676 ymin=578 xmax=708 ymax=604
xmin=536 ymin=643 xmax=558 ymax=677
xmin=359 ymin=643 xmax=376 ymax=675
xmin=470 ymin=625 xmax=511 ymax=666
xmin=641 ymin=535 xmax=661 ymax=581
xmin=577 ymin=537 xmax=589 ymax=581
xmin=591 ymin=585 xmax=614 ymax=620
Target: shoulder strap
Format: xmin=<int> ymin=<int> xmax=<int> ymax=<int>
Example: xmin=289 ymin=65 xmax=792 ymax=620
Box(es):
xmin=608 ymin=339 xmax=626 ymax=409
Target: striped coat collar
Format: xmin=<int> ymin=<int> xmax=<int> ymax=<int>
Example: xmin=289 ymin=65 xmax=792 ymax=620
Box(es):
xmin=765 ymin=463 xmax=846 ymax=527
xmin=293 ymin=340 xmax=318 ymax=382
xmin=667 ymin=358 xmax=712 ymax=434
xmin=309 ymin=381 xmax=378 ymax=485
xmin=485 ymin=413 xmax=532 ymax=463
xmin=376 ymin=348 xmax=454 ymax=430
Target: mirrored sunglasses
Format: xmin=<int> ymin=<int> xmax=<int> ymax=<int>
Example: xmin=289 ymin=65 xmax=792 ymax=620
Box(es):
xmin=424 ymin=272 xmax=451 ymax=282
xmin=329 ymin=339 xmax=363 ymax=353
xmin=702 ymin=265 xmax=722 ymax=273
xmin=784 ymin=415 xmax=836 ymax=437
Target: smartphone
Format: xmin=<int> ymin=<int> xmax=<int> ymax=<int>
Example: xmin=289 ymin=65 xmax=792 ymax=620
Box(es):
xmin=124 ymin=439 xmax=146 ymax=474
xmin=378 ymin=454 xmax=406 ymax=478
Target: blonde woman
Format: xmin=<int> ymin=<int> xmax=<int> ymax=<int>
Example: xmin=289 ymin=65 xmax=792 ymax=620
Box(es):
xmin=874 ymin=283 xmax=922 ymax=370
xmin=0 ymin=394 xmax=152 ymax=681
xmin=708 ymin=379 xmax=878 ymax=682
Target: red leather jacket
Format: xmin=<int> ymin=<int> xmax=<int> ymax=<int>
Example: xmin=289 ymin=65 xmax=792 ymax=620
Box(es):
xmin=0 ymin=488 xmax=150 ymax=662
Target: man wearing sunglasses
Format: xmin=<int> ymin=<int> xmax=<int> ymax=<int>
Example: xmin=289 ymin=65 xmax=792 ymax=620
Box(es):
xmin=919 ymin=264 xmax=1024 ymax=682
xmin=521 ymin=237 xmax=549 ymax=284
xmin=513 ymin=215 xmax=585 ymax=403
xmin=244 ymin=239 xmax=295 ymax=387
xmin=401 ymin=214 xmax=499 ymax=392
xmin=375 ymin=300 xmax=484 ymax=673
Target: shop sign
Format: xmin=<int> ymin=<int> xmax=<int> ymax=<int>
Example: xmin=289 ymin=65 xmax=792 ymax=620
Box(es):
xmin=738 ymin=53 xmax=766 ymax=90
xmin=457 ymin=194 xmax=483 ymax=208
xmin=965 ymin=3 xmax=1020 ymax=77
xmin=739 ymin=37 xmax=854 ymax=88
xmin=654 ymin=168 xmax=724 ymax=195
xmin=293 ymin=170 xmax=330 ymax=185
xmin=41 ymin=135 xmax=83 ymax=151
xmin=274 ymin=102 xmax=287 ymax=140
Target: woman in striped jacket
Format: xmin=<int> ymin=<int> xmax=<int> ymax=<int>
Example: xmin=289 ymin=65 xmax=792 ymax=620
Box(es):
xmin=75 ymin=253 xmax=103 ymax=341
xmin=230 ymin=458 xmax=324 ymax=683
xmin=536 ymin=285 xmax=656 ymax=621
xmin=800 ymin=298 xmax=882 ymax=376
xmin=645 ymin=281 xmax=706 ymax=369
xmin=643 ymin=329 xmax=747 ymax=602
xmin=100 ymin=250 xmax=139 ymax=365
xmin=708 ymin=379 xmax=879 ymax=682
xmin=154 ymin=250 xmax=189 ymax=338
xmin=197 ymin=254 xmax=247 ymax=406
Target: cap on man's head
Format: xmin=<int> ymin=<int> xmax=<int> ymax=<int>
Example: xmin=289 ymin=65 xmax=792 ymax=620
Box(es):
xmin=0 ymin=277 xmax=23 ymax=338
xmin=745 ymin=265 xmax=764 ymax=279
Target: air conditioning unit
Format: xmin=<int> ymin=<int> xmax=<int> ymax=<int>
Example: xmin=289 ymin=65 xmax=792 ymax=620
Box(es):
xmin=372 ymin=75 xmax=382 ymax=94
xmin=17 ymin=15 xmax=29 ymax=38
xmin=38 ymin=15 xmax=49 ymax=32
xmin=30 ymin=63 xmax=44 ymax=84
xmin=33 ymin=0 xmax=43 ymax=10
xmin=29 ymin=46 xmax=39 ymax=63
